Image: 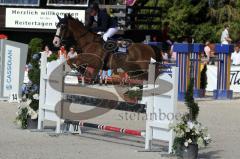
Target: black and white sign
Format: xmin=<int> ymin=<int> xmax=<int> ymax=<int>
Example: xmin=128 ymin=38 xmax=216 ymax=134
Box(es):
xmin=5 ymin=8 xmax=85 ymax=29
xmin=0 ymin=0 xmax=39 ymax=6
xmin=9 ymin=92 xmax=19 ymax=103
xmin=47 ymin=0 xmax=89 ymax=7
xmin=206 ymin=65 xmax=240 ymax=92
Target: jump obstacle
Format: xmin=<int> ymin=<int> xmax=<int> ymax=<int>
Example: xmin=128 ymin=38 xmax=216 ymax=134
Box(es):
xmin=173 ymin=43 xmax=234 ymax=100
xmin=38 ymin=52 xmax=179 ymax=153
xmin=144 ymin=42 xmax=235 ymax=100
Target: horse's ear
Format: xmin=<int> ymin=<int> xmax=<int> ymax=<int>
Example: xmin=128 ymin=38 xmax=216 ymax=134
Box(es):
xmin=64 ymin=14 xmax=67 ymax=19
xmin=57 ymin=15 xmax=61 ymax=21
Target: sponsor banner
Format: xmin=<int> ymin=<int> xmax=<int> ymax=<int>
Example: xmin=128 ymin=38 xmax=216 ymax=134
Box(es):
xmin=206 ymin=65 xmax=240 ymax=92
xmin=0 ymin=0 xmax=39 ymax=6
xmin=3 ymin=45 xmax=21 ymax=97
xmin=5 ymin=8 xmax=85 ymax=29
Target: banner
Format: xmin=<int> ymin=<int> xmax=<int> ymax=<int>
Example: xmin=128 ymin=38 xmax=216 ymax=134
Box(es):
xmin=5 ymin=8 xmax=85 ymax=29
xmin=3 ymin=45 xmax=21 ymax=97
xmin=206 ymin=65 xmax=240 ymax=92
xmin=0 ymin=0 xmax=39 ymax=6
xmin=0 ymin=40 xmax=28 ymax=100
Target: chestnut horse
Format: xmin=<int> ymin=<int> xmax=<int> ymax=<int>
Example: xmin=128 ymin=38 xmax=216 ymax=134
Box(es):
xmin=53 ymin=14 xmax=162 ymax=80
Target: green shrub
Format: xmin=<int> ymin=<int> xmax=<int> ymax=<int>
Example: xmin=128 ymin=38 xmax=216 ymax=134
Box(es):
xmin=27 ymin=38 xmax=43 ymax=63
xmin=185 ymin=79 xmax=199 ymax=121
xmin=200 ymin=64 xmax=208 ymax=90
xmin=47 ymin=53 xmax=58 ymax=62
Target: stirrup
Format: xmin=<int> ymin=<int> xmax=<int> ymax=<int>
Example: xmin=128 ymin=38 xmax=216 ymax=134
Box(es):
xmin=103 ymin=40 xmax=117 ymax=51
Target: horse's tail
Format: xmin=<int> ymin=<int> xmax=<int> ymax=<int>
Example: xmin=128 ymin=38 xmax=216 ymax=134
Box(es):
xmin=67 ymin=58 xmax=74 ymax=68
xmin=150 ymin=45 xmax=162 ymax=63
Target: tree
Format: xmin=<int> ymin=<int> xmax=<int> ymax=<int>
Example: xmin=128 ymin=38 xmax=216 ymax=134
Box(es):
xmin=185 ymin=78 xmax=199 ymax=121
xmin=207 ymin=0 xmax=240 ymax=42
xmin=137 ymin=0 xmax=240 ymax=43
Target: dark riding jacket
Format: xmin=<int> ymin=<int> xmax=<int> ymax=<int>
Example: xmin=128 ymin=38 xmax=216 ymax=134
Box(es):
xmin=87 ymin=9 xmax=118 ymax=32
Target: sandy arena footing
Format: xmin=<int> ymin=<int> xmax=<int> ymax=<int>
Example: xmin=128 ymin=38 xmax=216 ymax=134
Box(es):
xmin=1 ymin=94 xmax=240 ymax=159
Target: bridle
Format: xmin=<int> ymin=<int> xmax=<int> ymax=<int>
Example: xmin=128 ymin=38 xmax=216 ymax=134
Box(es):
xmin=55 ymin=24 xmax=74 ymax=45
xmin=55 ymin=23 xmax=90 ymax=45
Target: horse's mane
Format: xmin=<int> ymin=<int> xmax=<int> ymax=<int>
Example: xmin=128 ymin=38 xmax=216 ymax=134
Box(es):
xmin=67 ymin=14 xmax=86 ymax=28
xmin=67 ymin=14 xmax=99 ymax=35
xmin=66 ymin=14 xmax=103 ymax=42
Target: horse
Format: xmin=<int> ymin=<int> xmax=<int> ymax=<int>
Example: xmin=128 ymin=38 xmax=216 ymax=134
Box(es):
xmin=53 ymin=14 xmax=162 ymax=82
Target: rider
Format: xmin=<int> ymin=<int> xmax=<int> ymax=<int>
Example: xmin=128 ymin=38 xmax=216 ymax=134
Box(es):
xmin=87 ymin=3 xmax=118 ymax=41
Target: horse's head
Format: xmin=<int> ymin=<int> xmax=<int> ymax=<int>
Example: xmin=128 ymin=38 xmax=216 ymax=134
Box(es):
xmin=53 ymin=14 xmax=86 ymax=47
xmin=53 ymin=14 xmax=70 ymax=47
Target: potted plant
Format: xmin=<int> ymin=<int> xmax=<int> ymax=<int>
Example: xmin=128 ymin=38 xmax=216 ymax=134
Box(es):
xmin=171 ymin=79 xmax=211 ymax=158
xmin=199 ymin=64 xmax=208 ymax=97
xmin=123 ymin=85 xmax=142 ymax=104
xmin=171 ymin=114 xmax=211 ymax=158
xmin=16 ymin=96 xmax=39 ymax=129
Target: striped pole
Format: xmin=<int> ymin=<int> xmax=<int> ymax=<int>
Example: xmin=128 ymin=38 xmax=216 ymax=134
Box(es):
xmin=79 ymin=122 xmax=144 ymax=137
xmin=213 ymin=44 xmax=233 ymax=99
xmin=191 ymin=43 xmax=204 ymax=98
xmin=173 ymin=43 xmax=192 ymax=101
xmin=64 ymin=120 xmax=144 ymax=137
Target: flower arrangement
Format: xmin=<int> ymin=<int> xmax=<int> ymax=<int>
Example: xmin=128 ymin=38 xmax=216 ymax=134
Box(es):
xmin=16 ymin=96 xmax=39 ymax=129
xmin=124 ymin=85 xmax=142 ymax=100
xmin=171 ymin=114 xmax=211 ymax=155
xmin=171 ymin=79 xmax=211 ymax=157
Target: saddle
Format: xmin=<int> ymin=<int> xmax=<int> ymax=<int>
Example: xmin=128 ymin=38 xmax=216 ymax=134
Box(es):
xmin=101 ymin=39 xmax=132 ymax=70
xmin=103 ymin=38 xmax=132 ymax=54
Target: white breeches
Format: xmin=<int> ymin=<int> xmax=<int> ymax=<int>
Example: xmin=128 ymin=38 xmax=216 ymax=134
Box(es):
xmin=102 ymin=28 xmax=118 ymax=41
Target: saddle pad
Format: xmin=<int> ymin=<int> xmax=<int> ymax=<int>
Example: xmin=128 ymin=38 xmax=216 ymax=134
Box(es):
xmin=117 ymin=47 xmax=127 ymax=53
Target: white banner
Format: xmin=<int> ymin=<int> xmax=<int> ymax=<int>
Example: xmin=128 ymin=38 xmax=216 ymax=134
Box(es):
xmin=3 ymin=45 xmax=21 ymax=97
xmin=206 ymin=65 xmax=240 ymax=92
xmin=5 ymin=8 xmax=85 ymax=29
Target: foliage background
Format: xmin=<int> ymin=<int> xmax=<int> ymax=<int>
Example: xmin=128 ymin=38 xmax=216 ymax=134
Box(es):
xmin=137 ymin=0 xmax=240 ymax=43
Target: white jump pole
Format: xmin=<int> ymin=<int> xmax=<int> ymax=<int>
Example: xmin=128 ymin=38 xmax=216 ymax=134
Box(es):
xmin=144 ymin=63 xmax=179 ymax=153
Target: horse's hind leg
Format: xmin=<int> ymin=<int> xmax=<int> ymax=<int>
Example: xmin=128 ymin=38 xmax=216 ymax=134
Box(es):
xmin=90 ymin=68 xmax=101 ymax=85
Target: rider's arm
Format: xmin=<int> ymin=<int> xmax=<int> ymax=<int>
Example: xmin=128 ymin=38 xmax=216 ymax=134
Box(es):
xmin=86 ymin=16 xmax=94 ymax=29
xmin=92 ymin=10 xmax=109 ymax=32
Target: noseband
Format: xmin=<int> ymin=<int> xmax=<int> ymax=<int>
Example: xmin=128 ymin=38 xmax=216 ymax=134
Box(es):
xmin=55 ymin=27 xmax=89 ymax=45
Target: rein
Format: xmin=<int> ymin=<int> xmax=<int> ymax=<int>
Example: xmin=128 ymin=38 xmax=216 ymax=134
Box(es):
xmin=78 ymin=30 xmax=89 ymax=39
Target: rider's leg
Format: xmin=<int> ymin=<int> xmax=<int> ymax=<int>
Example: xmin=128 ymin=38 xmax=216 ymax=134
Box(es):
xmin=103 ymin=27 xmax=118 ymax=41
xmin=99 ymin=69 xmax=103 ymax=85
xmin=101 ymin=70 xmax=107 ymax=85
xmin=105 ymin=69 xmax=112 ymax=85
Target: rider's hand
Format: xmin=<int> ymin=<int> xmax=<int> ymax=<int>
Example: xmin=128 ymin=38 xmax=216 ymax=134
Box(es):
xmin=97 ymin=32 xmax=104 ymax=35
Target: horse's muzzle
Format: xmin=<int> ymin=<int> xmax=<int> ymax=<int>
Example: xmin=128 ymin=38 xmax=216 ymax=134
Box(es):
xmin=53 ymin=36 xmax=61 ymax=47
